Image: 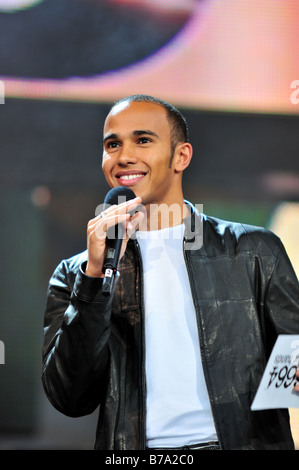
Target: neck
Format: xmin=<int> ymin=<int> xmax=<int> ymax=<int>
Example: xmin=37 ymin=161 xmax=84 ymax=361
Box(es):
xmin=140 ymin=200 xmax=190 ymax=231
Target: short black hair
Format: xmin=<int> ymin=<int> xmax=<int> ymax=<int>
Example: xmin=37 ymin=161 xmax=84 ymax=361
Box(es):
xmin=111 ymin=94 xmax=189 ymax=152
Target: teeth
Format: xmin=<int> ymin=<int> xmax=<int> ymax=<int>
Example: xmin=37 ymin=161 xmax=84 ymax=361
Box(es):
xmin=119 ymin=174 xmax=144 ymax=180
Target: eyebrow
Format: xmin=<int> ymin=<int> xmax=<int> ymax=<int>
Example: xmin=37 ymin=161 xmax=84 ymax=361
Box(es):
xmin=103 ymin=129 xmax=159 ymax=144
xmin=133 ymin=130 xmax=159 ymax=138
xmin=103 ymin=133 xmax=118 ymax=144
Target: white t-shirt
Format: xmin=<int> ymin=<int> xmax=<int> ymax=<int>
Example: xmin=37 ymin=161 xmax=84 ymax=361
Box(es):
xmin=136 ymin=224 xmax=217 ymax=448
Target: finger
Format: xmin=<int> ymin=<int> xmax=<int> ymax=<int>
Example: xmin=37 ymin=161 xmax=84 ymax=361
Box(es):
xmin=88 ymin=203 xmax=127 ymax=231
xmin=125 ymin=211 xmax=145 ymax=237
xmin=92 ymin=197 xmax=142 ymax=226
xmin=94 ymin=213 xmax=131 ymax=240
xmin=88 ymin=197 xmax=143 ymax=242
xmin=106 ymin=196 xmax=142 ymax=217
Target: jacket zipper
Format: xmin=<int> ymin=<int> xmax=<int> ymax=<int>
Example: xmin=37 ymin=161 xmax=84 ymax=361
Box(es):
xmin=183 ymin=239 xmax=223 ymax=450
xmin=134 ymin=239 xmax=147 ymax=450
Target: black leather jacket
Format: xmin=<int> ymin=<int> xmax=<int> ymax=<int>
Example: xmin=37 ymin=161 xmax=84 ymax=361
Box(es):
xmin=42 ymin=207 xmax=299 ymax=450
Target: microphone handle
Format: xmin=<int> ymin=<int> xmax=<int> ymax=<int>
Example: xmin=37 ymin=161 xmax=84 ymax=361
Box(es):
xmin=102 ymin=223 xmax=125 ymax=296
xmin=102 ymin=267 xmax=116 ymax=297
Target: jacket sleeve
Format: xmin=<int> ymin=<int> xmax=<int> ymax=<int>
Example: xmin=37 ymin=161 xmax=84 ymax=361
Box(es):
xmin=264 ymin=234 xmax=299 ymax=335
xmin=42 ymin=258 xmax=114 ymax=417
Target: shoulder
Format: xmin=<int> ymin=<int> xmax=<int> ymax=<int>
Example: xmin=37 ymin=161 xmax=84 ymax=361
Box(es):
xmin=202 ymin=214 xmax=283 ymax=258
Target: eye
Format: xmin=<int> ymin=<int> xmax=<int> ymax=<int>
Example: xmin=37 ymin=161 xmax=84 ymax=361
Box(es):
xmin=137 ymin=137 xmax=151 ymax=144
xmin=106 ymin=141 xmax=120 ymax=149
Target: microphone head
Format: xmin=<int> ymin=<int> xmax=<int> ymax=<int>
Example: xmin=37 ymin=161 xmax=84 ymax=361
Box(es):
xmin=104 ymin=186 xmax=136 ymax=209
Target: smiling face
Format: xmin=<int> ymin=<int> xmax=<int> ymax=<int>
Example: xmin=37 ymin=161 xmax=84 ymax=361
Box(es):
xmin=102 ymin=100 xmax=192 ymax=209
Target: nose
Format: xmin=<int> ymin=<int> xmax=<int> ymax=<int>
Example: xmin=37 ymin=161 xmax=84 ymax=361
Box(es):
xmin=117 ymin=142 xmax=138 ymax=165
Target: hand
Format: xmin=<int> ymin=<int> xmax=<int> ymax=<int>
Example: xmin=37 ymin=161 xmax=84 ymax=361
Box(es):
xmin=85 ymin=197 xmax=143 ymax=278
xmin=294 ymin=369 xmax=299 ymax=392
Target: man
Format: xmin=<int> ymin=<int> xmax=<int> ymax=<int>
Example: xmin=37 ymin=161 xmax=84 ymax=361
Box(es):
xmin=42 ymin=95 xmax=299 ymax=450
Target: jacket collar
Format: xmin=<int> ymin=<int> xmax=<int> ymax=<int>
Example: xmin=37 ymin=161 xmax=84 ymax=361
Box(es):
xmin=183 ymin=200 xmax=204 ymax=250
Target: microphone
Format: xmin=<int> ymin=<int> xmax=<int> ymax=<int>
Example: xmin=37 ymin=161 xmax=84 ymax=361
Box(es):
xmin=102 ymin=186 xmax=136 ymax=296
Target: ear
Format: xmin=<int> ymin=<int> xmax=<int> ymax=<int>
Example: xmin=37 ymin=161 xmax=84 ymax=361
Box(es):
xmin=173 ymin=142 xmax=193 ymax=173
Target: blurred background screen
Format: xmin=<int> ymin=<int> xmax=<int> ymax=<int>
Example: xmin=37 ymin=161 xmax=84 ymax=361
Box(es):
xmin=0 ymin=0 xmax=298 ymax=449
